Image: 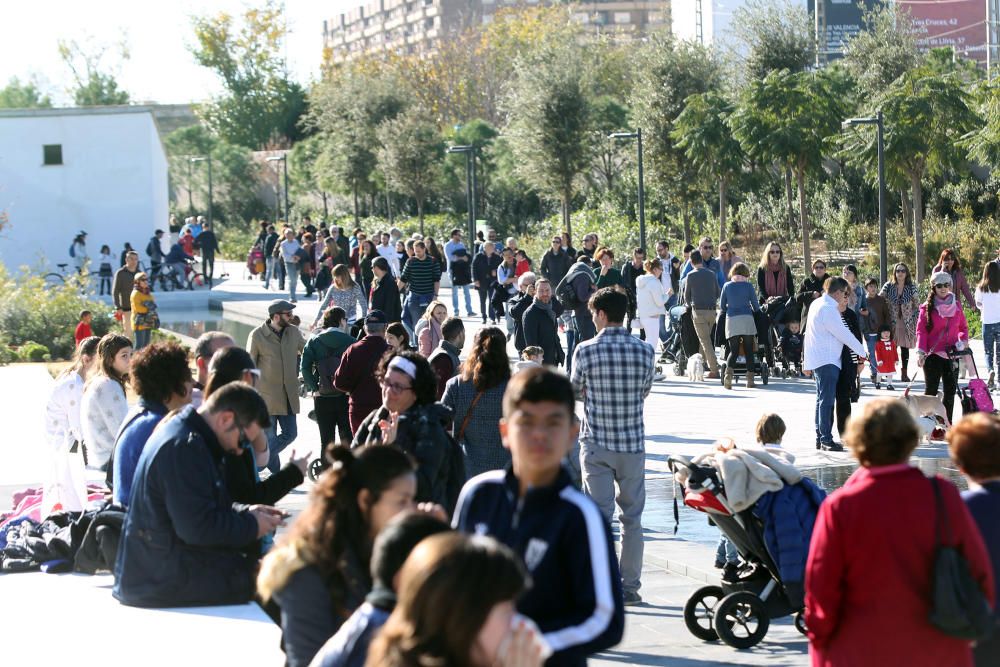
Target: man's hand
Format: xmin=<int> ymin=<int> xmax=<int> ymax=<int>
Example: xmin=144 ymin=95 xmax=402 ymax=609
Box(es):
xmin=289 ymin=449 xmax=311 ymax=476
xmin=249 ymin=505 xmax=286 ymax=538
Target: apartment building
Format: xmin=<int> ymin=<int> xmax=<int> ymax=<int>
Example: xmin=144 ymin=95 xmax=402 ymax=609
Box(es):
xmin=323 ymin=0 xmax=671 ymax=64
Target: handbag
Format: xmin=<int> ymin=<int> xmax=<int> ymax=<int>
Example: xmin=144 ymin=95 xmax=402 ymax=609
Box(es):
xmin=456 ymin=391 xmax=484 ymax=444
xmin=926 ymin=477 xmax=995 ymax=640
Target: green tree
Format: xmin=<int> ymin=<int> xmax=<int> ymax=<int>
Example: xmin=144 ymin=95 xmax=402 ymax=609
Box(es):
xmin=731 ymin=0 xmax=814 ymax=81
xmin=0 ymin=77 xmax=52 ymax=109
xmin=631 ymin=36 xmax=722 ymax=243
xmin=505 ymin=44 xmax=593 ymax=238
xmin=730 ymin=69 xmax=847 ymax=267
xmin=191 ymin=1 xmax=307 ymax=149
xmin=671 ymin=92 xmax=744 ymax=241
xmin=590 ymin=95 xmax=630 ymax=193
xmin=843 ymin=3 xmax=919 ymax=97
xmin=842 ymin=67 xmax=977 ymax=280
xmin=58 ymin=38 xmax=131 ymax=106
xmin=289 ymin=135 xmax=334 ymax=219
xmin=376 ymin=108 xmax=445 ymax=234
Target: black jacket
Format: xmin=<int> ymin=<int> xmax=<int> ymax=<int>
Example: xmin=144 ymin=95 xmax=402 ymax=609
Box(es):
xmin=194 ymin=230 xmax=219 ymax=256
xmin=540 ymin=249 xmax=572 ymax=286
xmin=756 ymin=265 xmax=796 ymax=302
xmin=620 ymin=262 xmax=645 ymax=310
xmin=454 ymin=467 xmax=625 ymax=667
xmin=472 ymin=252 xmax=502 ymax=286
xmin=369 ymin=277 xmax=402 ymax=323
xmin=113 ymin=405 xmax=258 ymax=607
xmin=508 ymin=292 xmax=534 ymax=352
xmin=352 ymin=403 xmax=465 ymax=513
xmin=264 ymin=232 xmax=280 ymax=256
xmin=450 ymin=250 xmax=473 ymax=286
xmin=226 ymin=445 xmax=303 ymax=507
xmin=522 ymin=300 xmax=565 ymax=366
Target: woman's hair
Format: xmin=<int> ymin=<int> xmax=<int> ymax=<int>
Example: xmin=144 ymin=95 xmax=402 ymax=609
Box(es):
xmin=372 ymin=256 xmax=390 ymax=275
xmin=95 ymin=333 xmax=133 ymax=391
xmin=923 ymin=272 xmax=954 ymax=331
xmin=843 ymin=264 xmax=858 ymax=280
xmin=460 ymin=327 xmax=510 ymax=391
xmin=425 ymin=237 xmax=442 ymax=259
xmin=130 ymin=342 xmax=192 ymax=404
xmin=893 ymin=263 xmax=913 ymax=286
xmin=100 ymin=244 xmax=110 ymax=254
xmin=204 ymin=347 xmax=256 ymax=398
xmin=844 ymin=398 xmax=919 ymax=466
xmin=362 ymin=239 xmax=377 ymax=258
xmin=421 ymin=300 xmax=447 ymax=323
xmin=258 ymin=445 xmax=416 ymax=606
xmin=755 ymin=413 xmax=786 ymax=445
xmin=333 ymin=264 xmax=354 ymax=289
xmin=948 ymin=412 xmax=1000 ymax=479
xmin=643 ymin=258 xmax=662 ymax=273
xmin=367 ymin=533 xmax=528 ymax=667
xmin=64 ymin=335 xmax=101 ymax=378
xmin=979 ymin=261 xmax=1000 ymax=293
xmin=378 ymin=351 xmax=437 ymax=406
xmin=594 ymin=247 xmax=614 ymax=262
xmin=811 ymin=258 xmax=827 ymax=271
xmin=302 ymin=232 xmax=315 ymax=245
xmin=386 ymin=322 xmax=410 ymax=349
xmin=758 ymin=242 xmax=785 ymax=271
xmin=729 ymin=262 xmax=750 ymax=279
xmin=938 ymin=248 xmax=961 ymax=272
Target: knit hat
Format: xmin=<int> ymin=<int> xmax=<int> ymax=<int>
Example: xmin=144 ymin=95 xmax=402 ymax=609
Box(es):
xmin=930 ymin=272 xmax=952 ymax=287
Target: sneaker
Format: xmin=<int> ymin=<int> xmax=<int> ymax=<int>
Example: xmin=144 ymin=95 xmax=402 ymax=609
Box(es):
xmin=886 ymin=383 xmax=896 ymax=391
xmin=820 ymin=442 xmax=846 ymax=452
xmin=722 ymin=562 xmax=740 ymax=582
xmin=652 ymin=371 xmax=666 ymax=382
xmin=623 ymin=591 xmax=643 ymax=606
xmin=989 ymin=370 xmax=996 ymax=391
xmin=714 ymin=558 xmax=725 ymax=570
xmin=875 ymin=382 xmax=882 ymax=390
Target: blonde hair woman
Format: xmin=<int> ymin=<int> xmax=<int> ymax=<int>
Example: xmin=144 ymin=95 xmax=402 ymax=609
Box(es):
xmin=312 ymin=264 xmax=368 ymax=330
xmin=415 ymin=300 xmax=448 ymax=357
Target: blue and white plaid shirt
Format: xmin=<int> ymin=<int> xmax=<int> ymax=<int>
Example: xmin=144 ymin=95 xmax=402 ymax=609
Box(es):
xmin=571 ymin=326 xmax=655 ymax=453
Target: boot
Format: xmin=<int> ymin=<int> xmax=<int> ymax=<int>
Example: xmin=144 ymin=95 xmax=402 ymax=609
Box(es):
xmin=901 ymin=368 xmax=910 ymax=383
xmin=723 ymin=367 xmax=733 ymax=390
xmin=746 ymin=372 xmax=756 ymax=388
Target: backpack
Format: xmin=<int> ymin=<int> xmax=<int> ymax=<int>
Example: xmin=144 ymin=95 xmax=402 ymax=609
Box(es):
xmin=314 ymin=339 xmax=345 ymax=397
xmin=555 ymin=274 xmax=580 ymax=309
xmin=68 ymin=243 xmax=76 ymax=258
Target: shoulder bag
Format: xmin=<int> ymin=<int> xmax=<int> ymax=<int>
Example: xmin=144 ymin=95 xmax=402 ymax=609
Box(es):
xmin=456 ymin=391 xmax=484 ymax=444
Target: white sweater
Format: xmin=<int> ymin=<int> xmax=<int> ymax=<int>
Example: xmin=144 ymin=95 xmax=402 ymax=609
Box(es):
xmin=636 ymin=273 xmax=668 ymax=319
xmin=43 ymin=371 xmax=90 ymax=515
xmin=975 ymin=288 xmax=1000 ymax=325
xmin=80 ymin=375 xmax=129 ymax=469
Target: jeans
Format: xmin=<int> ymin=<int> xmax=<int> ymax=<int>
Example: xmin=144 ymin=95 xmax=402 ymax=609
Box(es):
xmin=865 ymin=333 xmax=879 ymax=377
xmin=451 ymin=283 xmax=474 ymax=316
xmin=984 ymin=322 xmax=1000 ymax=377
xmin=284 ymin=261 xmax=299 ymax=301
xmin=134 ymin=328 xmax=151 ymax=350
xmin=404 ymin=291 xmax=433 ymax=330
xmin=716 ymin=536 xmax=738 ymax=566
xmin=264 ymin=257 xmax=275 ymax=288
xmin=923 ymin=354 xmax=959 ymax=423
xmin=581 ymin=446 xmax=646 ymax=595
xmin=565 ymin=329 xmax=577 ymax=374
xmin=476 ymin=286 xmax=490 ymax=322
xmin=265 ymin=413 xmax=298 ymax=474
xmin=812 ymin=364 xmax=840 ymax=445
xmin=314 ymin=395 xmax=352 ymax=449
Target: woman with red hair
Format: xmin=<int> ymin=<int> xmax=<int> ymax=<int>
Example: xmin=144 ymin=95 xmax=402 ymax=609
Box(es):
xmin=933 ymin=248 xmax=979 ymax=312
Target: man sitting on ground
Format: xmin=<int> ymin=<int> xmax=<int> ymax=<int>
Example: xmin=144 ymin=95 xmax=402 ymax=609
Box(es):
xmin=428 ymin=317 xmax=465 ymax=400
xmin=113 ymin=382 xmax=284 ymax=608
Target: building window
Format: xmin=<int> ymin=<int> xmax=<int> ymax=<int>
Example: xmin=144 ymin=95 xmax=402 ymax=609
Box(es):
xmin=425 ymin=17 xmax=434 ymax=29
xmin=43 ymin=144 xmax=63 ymax=166
xmin=614 ymin=12 xmax=631 ymax=24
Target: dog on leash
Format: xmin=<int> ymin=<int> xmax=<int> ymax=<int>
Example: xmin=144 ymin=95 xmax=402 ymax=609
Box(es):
xmin=901 ymin=387 xmax=950 ymax=441
xmin=687 ymin=353 xmax=705 ymax=382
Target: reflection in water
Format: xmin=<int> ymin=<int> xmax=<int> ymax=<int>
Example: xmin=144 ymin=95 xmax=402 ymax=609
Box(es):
xmin=159 ymin=315 xmax=257 ymax=345
xmin=649 ymin=458 xmax=968 ymax=546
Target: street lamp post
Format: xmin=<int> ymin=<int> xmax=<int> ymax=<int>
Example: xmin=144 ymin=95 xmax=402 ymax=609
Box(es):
xmin=189 ymin=156 xmax=213 ymax=228
xmin=842 ymin=112 xmax=887 ymax=285
xmin=187 ymin=158 xmax=194 ymax=215
xmin=448 ymin=145 xmax=477 ymax=244
xmin=609 ymin=129 xmax=646 ymax=252
xmin=266 ymin=154 xmax=290 ymax=223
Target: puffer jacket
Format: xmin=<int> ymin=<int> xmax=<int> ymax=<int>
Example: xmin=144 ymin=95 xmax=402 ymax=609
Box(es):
xmin=352 ymin=402 xmax=465 ymax=512
xmin=635 ymin=273 xmax=667 ymax=319
xmin=915 ymin=298 xmax=970 ymax=358
xmin=248 ymin=321 xmax=306 ymax=415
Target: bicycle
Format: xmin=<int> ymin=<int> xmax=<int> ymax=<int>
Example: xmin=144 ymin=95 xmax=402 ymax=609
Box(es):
xmin=157 ymin=260 xmax=206 ymax=291
xmin=43 ymin=264 xmax=90 ymax=293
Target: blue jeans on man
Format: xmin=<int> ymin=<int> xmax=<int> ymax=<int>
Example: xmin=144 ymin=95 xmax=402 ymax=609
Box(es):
xmin=451 ymin=283 xmax=474 ymax=317
xmin=813 ymin=364 xmax=840 ymax=445
xmin=865 ymin=334 xmax=879 ymax=377
xmin=284 ymin=262 xmax=299 ymax=302
xmin=265 ymin=412 xmax=298 ymax=475
xmin=983 ymin=322 xmax=1000 ymax=379
xmin=404 ymin=291 xmax=434 ymax=331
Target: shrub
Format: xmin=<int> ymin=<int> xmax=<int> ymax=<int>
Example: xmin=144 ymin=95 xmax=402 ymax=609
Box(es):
xmin=18 ymin=341 xmax=50 ymax=362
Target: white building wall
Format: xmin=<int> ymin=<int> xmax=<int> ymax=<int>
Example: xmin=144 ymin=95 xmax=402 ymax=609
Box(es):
xmin=0 ymin=108 xmax=168 ymax=272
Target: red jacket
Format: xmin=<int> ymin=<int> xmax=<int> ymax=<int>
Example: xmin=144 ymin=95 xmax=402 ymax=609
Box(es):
xmin=805 ymin=465 xmax=994 ymax=667
xmin=74 ymin=321 xmax=93 ymax=346
xmin=332 ymin=335 xmax=390 ymax=433
xmin=874 ymin=339 xmax=898 ymax=373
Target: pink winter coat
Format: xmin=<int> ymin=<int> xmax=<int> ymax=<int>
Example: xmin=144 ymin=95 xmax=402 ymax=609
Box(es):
xmin=915 ymin=299 xmax=969 ymax=359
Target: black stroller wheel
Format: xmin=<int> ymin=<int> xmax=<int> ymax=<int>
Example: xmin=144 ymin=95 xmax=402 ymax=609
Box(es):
xmin=761 ymin=364 xmax=769 ymax=386
xmin=683 ymin=585 xmax=725 ymax=642
xmin=714 ymin=591 xmax=770 ymax=649
xmin=794 ymin=611 xmax=808 ymax=636
xmin=307 ymin=457 xmax=328 ymax=482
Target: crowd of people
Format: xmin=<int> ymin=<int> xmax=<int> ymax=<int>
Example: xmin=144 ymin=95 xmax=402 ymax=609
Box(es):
xmin=38 ymin=216 xmax=1000 ymax=667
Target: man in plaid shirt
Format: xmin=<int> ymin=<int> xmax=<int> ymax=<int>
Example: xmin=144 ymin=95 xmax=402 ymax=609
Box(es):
xmin=571 ymin=287 xmax=654 ymax=606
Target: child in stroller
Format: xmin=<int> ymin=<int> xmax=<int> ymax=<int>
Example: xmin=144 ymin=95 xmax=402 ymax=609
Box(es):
xmin=670 ymin=421 xmax=825 ymax=649
xmin=777 ymin=320 xmax=804 ymax=377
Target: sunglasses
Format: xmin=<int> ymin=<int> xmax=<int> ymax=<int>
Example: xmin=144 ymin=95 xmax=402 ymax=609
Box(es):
xmin=769 ymin=250 xmax=781 ymax=255
xmin=895 ymin=269 xmax=908 ymax=274
xmin=382 ymin=379 xmax=413 ymax=393
xmin=815 ymin=266 xmax=827 ymax=270
xmin=935 ymin=283 xmax=952 ymax=289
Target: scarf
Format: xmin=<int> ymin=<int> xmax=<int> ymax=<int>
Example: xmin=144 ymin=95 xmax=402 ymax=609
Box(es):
xmin=764 ymin=263 xmax=786 ymax=297
xmin=846 ymin=283 xmax=858 ymax=309
xmin=533 ymin=298 xmax=557 ymax=324
xmin=934 ymin=293 xmax=958 ymax=319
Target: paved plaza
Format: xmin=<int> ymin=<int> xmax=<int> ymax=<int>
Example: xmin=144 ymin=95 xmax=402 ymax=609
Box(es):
xmin=2 ymin=262 xmax=974 ymax=666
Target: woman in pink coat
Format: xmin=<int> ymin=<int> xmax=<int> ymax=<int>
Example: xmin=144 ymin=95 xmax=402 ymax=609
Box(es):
xmin=916 ymin=271 xmax=970 ymax=424
xmin=805 ymin=398 xmax=993 ymax=667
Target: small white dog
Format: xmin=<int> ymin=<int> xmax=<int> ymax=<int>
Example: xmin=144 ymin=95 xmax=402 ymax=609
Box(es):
xmin=687 ymin=353 xmax=705 ymax=382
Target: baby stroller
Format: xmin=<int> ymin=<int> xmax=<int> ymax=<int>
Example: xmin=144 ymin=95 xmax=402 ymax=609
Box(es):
xmin=951 ymin=348 xmax=996 ymax=415
xmin=662 ymin=305 xmax=701 ymax=376
xmin=716 ymin=310 xmax=772 ymax=386
xmin=246 ymin=245 xmax=265 ymax=280
xmin=775 ymin=330 xmax=804 ymax=378
xmin=668 ymin=454 xmax=814 ymax=649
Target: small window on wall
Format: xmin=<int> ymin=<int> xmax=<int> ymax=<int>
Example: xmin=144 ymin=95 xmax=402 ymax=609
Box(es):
xmin=43 ymin=144 xmax=63 ymax=166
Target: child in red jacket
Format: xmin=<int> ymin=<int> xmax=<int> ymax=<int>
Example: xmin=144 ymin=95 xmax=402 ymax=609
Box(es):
xmin=874 ymin=324 xmax=898 ymax=390
xmin=74 ymin=310 xmax=93 ymax=347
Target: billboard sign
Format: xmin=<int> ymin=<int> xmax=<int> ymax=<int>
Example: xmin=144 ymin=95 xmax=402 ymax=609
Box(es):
xmin=904 ymin=0 xmax=988 ymax=64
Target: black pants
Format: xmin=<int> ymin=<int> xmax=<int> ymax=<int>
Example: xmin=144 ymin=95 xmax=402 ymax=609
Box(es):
xmin=727 ymin=335 xmax=755 ymax=373
xmin=314 ymin=394 xmax=352 ymax=448
xmin=202 ymin=252 xmax=215 ymax=283
xmin=575 ymin=307 xmax=596 ymax=342
xmin=900 ymin=347 xmax=910 ymax=375
xmin=477 ymin=286 xmax=490 ymax=322
xmin=835 ymin=365 xmax=858 ymax=436
xmin=924 ymin=354 xmax=958 ymax=423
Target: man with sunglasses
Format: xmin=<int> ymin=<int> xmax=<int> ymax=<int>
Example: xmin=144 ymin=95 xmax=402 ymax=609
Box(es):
xmin=540 ymin=234 xmax=572 ymax=287
xmin=679 ymin=237 xmax=725 ymax=289
xmin=249 ymin=299 xmax=306 ymax=475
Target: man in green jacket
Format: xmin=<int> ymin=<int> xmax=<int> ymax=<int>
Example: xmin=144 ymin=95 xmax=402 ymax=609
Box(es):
xmin=301 ymin=306 xmax=356 ymax=449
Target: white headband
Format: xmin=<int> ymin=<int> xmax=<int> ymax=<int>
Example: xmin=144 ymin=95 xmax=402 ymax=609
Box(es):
xmin=388 ymin=356 xmax=417 ymax=380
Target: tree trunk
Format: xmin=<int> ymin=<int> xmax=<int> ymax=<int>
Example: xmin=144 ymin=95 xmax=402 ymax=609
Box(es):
xmin=682 ymin=203 xmax=691 ymax=245
xmin=797 ymin=166 xmax=811 ymax=270
xmin=322 ymin=192 xmax=329 ymax=220
xmin=562 ymin=190 xmax=573 ymax=240
xmin=386 ymin=191 xmax=393 ymax=224
xmin=718 ymin=177 xmax=727 ymax=242
xmin=352 ymin=181 xmax=360 ymax=226
xmin=912 ymin=172 xmax=926 ymax=282
xmin=784 ymin=166 xmax=795 ymax=234
xmin=901 ymin=188 xmax=913 ymax=236
xmin=417 ymin=197 xmax=425 ymax=236
xmin=369 ymin=192 xmax=376 ymax=219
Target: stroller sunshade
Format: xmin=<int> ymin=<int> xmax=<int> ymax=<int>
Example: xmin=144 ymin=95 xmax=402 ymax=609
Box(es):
xmin=684 ymin=488 xmax=731 ymax=515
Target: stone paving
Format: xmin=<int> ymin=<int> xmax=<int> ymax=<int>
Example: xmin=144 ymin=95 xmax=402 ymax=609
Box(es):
xmin=7 ymin=260 xmax=983 ymax=666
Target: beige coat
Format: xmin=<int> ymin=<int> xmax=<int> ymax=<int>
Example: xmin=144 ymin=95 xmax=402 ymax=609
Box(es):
xmin=248 ymin=321 xmax=305 ymax=416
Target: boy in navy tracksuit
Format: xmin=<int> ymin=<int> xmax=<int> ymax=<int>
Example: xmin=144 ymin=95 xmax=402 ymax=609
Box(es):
xmin=453 ymin=368 xmax=624 ymax=667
